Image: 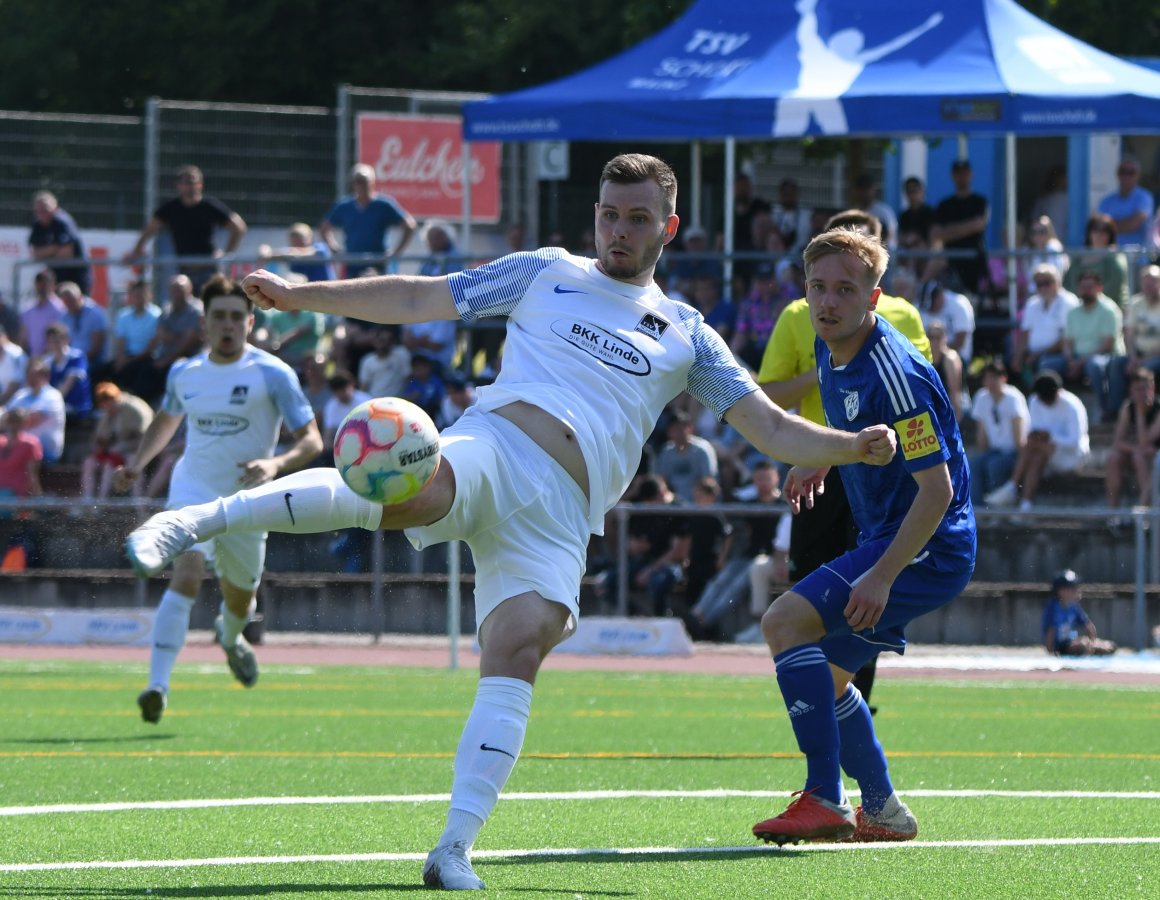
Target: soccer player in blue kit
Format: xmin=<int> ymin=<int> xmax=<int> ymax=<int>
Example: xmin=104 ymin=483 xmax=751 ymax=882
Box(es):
xmin=752 ymin=227 xmax=976 ymax=845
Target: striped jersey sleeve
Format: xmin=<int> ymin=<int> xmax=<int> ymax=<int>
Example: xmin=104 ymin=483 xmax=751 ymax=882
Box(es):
xmin=446 ymin=248 xmax=568 ymax=321
xmin=869 ymin=336 xmax=920 ymax=418
xmin=677 ymin=303 xmax=759 ymax=418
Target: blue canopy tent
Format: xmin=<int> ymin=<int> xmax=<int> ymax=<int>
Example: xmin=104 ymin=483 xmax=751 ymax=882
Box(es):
xmin=464 ymin=0 xmax=1160 ymax=140
xmin=461 ymin=0 xmax=1160 ymax=292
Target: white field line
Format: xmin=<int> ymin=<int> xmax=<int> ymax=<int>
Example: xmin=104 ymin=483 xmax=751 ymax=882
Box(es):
xmin=2 ymin=788 xmax=1158 ymax=817
xmin=4 ymin=838 xmax=1160 ymax=874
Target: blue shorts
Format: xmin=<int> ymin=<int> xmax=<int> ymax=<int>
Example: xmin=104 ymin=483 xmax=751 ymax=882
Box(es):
xmin=792 ymin=537 xmax=974 ymax=673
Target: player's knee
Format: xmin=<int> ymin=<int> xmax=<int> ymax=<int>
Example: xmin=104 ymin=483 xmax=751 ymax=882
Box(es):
xmin=762 ymin=591 xmax=822 ymax=653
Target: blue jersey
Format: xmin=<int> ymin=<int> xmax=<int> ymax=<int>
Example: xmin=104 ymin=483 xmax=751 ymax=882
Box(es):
xmin=816 ymin=315 xmax=975 ymax=569
xmin=1042 ymin=598 xmax=1090 ymax=645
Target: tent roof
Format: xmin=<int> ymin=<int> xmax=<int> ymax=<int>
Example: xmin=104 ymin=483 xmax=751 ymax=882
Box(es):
xmin=463 ymin=0 xmax=1160 ymax=141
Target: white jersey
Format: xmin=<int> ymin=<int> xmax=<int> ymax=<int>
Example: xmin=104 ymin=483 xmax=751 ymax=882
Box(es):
xmin=447 ymin=249 xmax=757 ymax=532
xmin=163 ymin=346 xmax=316 ymax=500
xmin=970 ymin=384 xmax=1028 ymax=452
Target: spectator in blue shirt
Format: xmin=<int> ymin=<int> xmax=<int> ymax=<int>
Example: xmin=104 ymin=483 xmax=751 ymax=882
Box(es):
xmin=1042 ymin=570 xmax=1117 ymax=656
xmin=43 ymin=322 xmax=92 ymax=420
xmin=320 ymin=164 xmax=418 ymax=274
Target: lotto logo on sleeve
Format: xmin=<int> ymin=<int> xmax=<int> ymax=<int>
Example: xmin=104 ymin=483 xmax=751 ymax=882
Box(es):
xmin=894 ymin=412 xmax=941 ymax=460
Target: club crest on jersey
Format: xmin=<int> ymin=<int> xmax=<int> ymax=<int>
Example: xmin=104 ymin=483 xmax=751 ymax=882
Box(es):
xmin=894 ymin=411 xmax=941 ymax=460
xmin=634 ymin=313 xmax=669 ymax=341
xmin=550 ymin=319 xmax=651 ymax=376
xmin=229 ymin=385 xmax=249 ymax=405
xmin=842 ymin=389 xmax=860 ymax=421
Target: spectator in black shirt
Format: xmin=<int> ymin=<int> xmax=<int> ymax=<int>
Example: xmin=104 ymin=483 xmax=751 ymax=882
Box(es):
xmin=124 ymin=165 xmax=247 ymax=293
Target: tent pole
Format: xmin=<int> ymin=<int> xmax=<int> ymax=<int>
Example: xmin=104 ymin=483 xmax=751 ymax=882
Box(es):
xmin=1005 ymin=133 xmax=1017 ymax=325
xmin=724 ymin=138 xmax=736 ymax=301
xmin=691 ymin=141 xmax=702 ymax=228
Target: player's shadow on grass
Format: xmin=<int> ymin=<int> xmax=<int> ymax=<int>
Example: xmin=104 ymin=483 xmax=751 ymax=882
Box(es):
xmin=1 ymin=734 xmax=178 ymax=745
xmin=487 ymin=846 xmax=805 ymax=869
xmin=7 ymin=885 xmax=426 ymax=898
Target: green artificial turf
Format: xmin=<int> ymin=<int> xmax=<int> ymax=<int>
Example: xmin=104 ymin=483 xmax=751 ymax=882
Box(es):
xmin=0 ymin=658 xmax=1156 ymax=898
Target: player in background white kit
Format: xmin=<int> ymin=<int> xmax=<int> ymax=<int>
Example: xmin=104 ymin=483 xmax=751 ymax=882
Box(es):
xmin=116 ymin=275 xmax=321 ymax=724
xmin=125 ymin=155 xmax=896 ymax=890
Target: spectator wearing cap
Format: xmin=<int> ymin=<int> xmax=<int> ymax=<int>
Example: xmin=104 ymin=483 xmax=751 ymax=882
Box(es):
xmin=983 ymin=369 xmax=1089 ymax=512
xmin=919 ymin=279 xmax=975 ymax=365
xmin=1042 ymin=570 xmax=1117 ymax=657
xmin=929 ymin=159 xmax=990 ymax=295
xmin=731 ymin=262 xmax=787 ymax=370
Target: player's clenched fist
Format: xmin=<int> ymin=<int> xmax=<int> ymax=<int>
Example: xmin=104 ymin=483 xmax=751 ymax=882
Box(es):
xmin=854 ymin=423 xmax=896 ymax=466
xmin=241 ymin=269 xmax=294 ymax=311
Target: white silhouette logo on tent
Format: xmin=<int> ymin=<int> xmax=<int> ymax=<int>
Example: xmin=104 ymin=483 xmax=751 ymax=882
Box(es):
xmin=773 ymin=0 xmax=943 ymax=137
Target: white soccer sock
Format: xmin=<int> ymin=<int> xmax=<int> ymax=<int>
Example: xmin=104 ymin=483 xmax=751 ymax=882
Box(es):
xmin=217 ymin=469 xmax=382 ymax=536
xmin=148 ymin=589 xmax=196 ymax=692
xmin=437 ymin=676 xmax=534 ymax=849
xmin=218 ymin=598 xmax=255 ymax=648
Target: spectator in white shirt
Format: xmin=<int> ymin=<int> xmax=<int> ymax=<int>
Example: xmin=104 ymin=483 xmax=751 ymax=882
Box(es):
xmin=1012 ymin=264 xmax=1078 ymax=384
xmin=984 ymin=369 xmax=1089 ymax=512
xmin=968 ymin=360 xmax=1028 ymax=506
xmin=920 ymin=280 xmax=975 ymax=364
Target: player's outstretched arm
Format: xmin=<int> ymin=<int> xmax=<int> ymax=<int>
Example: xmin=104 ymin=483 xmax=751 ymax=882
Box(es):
xmin=725 ymin=390 xmax=896 ymax=468
xmin=241 ymin=268 xmax=459 ymax=325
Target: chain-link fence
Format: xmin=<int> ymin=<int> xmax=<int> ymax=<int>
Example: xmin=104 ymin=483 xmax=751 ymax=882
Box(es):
xmin=0 ymin=110 xmax=143 ymax=230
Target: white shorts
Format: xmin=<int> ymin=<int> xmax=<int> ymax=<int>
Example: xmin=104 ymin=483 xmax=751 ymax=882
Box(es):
xmin=168 ymin=475 xmax=267 ymax=592
xmin=1047 ymin=446 xmax=1088 ymax=476
xmin=405 ymin=407 xmax=590 ymax=637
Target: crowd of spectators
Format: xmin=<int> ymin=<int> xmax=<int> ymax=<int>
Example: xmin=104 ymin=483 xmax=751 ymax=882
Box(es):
xmin=7 ymin=152 xmax=1160 ymax=637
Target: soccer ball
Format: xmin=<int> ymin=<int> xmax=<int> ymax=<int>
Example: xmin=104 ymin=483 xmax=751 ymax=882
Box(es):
xmin=333 ymin=398 xmax=441 ymax=505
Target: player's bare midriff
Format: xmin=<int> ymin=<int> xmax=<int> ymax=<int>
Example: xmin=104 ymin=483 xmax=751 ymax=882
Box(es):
xmin=494 ymin=400 xmax=589 ymax=502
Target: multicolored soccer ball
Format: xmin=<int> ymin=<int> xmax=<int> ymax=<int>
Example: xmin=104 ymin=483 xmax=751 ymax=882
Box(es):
xmin=334 ymin=398 xmax=441 ymax=505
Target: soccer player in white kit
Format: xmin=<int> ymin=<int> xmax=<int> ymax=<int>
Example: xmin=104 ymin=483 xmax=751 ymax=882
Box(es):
xmin=125 ymin=155 xmax=896 ymax=890
xmin=117 ymin=275 xmax=321 ymax=724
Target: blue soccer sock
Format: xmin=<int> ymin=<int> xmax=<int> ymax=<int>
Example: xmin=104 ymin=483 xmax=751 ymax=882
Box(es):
xmin=836 ymin=683 xmax=894 ymax=815
xmin=774 ymin=644 xmax=843 ymax=805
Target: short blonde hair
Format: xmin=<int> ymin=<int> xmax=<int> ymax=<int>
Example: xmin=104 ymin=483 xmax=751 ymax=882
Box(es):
xmin=803 ymin=227 xmax=889 ymax=288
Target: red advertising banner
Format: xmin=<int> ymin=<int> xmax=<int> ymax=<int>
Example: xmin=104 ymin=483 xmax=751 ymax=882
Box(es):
xmin=357 ymin=114 xmax=501 ymax=223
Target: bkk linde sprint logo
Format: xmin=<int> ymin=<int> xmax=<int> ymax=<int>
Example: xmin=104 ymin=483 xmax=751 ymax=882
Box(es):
xmin=894 ymin=412 xmax=940 ymax=461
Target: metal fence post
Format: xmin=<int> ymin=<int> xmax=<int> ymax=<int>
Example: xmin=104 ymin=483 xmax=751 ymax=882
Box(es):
xmin=370 ymin=527 xmax=385 ymax=641
xmin=448 ymin=540 xmax=461 ymax=671
xmin=144 ymin=97 xmax=159 ymax=225
xmin=336 ymin=84 xmax=350 ymax=199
